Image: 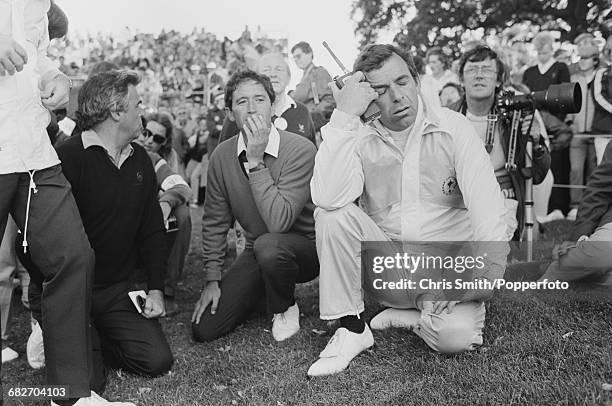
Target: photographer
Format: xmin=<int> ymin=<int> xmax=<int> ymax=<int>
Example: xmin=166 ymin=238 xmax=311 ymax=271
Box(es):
xmin=450 ymin=45 xmax=551 ymax=240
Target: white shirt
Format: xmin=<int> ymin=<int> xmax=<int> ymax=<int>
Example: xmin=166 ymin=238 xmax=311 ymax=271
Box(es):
xmin=0 ymin=0 xmax=62 ymax=174
xmin=273 ymin=93 xmax=297 ymax=118
xmin=537 ymin=58 xmax=555 ymax=75
xmin=420 ymin=70 xmax=459 ymax=107
xmin=81 ymin=130 xmax=134 ymax=169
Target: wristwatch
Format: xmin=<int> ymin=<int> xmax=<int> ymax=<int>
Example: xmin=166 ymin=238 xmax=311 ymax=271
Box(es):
xmin=248 ymin=162 xmax=266 ymax=173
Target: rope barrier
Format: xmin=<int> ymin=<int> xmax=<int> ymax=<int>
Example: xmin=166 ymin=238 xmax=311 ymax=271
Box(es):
xmin=573 ymin=133 xmax=612 ymax=139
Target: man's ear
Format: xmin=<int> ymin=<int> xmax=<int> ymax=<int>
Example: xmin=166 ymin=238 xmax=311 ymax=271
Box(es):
xmin=110 ymin=110 xmax=122 ymax=121
xmin=226 ymin=107 xmax=235 ymax=122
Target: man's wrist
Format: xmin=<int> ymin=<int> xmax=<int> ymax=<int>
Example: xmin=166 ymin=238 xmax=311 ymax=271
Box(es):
xmin=246 ymin=156 xmax=265 ymax=170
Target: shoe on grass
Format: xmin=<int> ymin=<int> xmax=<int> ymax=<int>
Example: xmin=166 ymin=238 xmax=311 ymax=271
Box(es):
xmin=307 ymin=324 xmax=374 ymax=377
xmin=51 ymin=391 xmax=136 ymax=406
xmin=370 ymin=308 xmax=420 ymax=330
xmin=27 ymin=319 xmax=45 ymax=369
xmin=2 ymin=346 xmax=18 ymax=363
xmin=272 ymin=303 xmax=300 ymax=342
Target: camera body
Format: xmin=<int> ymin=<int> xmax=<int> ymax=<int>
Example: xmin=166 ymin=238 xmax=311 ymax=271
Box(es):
xmin=496 ymin=83 xmax=582 ymax=116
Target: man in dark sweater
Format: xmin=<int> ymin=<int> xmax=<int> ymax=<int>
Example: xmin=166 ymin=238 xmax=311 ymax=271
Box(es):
xmin=191 ymin=70 xmax=319 ymax=343
xmin=52 ymin=70 xmax=173 ymax=392
xmin=218 ymin=52 xmax=316 ymax=145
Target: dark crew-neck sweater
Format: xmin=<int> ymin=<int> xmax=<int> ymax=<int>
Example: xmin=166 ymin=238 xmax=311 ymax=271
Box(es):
xmin=56 ymin=135 xmax=167 ymax=290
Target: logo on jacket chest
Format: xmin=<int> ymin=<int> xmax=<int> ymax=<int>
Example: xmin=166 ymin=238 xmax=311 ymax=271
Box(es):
xmin=136 ymin=171 xmax=143 ymax=183
xmin=441 ymin=176 xmax=458 ymax=195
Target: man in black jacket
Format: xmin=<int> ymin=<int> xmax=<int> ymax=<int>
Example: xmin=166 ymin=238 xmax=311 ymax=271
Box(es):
xmin=450 ymin=45 xmax=551 ymax=241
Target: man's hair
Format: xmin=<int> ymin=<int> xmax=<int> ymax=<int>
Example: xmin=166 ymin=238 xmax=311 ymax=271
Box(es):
xmin=89 ymin=61 xmax=119 ymax=76
xmin=553 ymin=48 xmax=569 ymax=59
xmin=77 ymin=70 xmax=140 ymax=131
xmin=258 ymin=52 xmax=291 ymax=79
xmin=291 ymin=41 xmax=313 ymax=55
xmin=457 ymin=45 xmax=508 ymax=87
xmin=224 ymin=70 xmax=275 ymax=111
xmin=145 ymin=112 xmax=174 ymax=159
xmin=439 ymin=81 xmax=463 ymax=97
xmin=425 ymin=46 xmax=448 ymax=67
xmin=532 ymin=31 xmax=554 ymax=51
xmin=352 ymin=44 xmax=419 ymax=81
xmin=47 ymin=0 xmax=68 ymax=40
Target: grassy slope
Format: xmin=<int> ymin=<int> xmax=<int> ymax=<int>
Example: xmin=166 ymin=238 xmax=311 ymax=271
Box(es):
xmin=2 ymin=213 xmax=611 ymax=406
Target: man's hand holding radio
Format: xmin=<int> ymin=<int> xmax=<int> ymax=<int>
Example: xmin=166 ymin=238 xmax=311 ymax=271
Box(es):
xmin=329 ymin=71 xmax=378 ymax=117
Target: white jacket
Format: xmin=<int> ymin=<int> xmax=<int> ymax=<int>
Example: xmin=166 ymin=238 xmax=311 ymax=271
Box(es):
xmin=0 ymin=0 xmax=61 ymax=174
xmin=311 ymin=95 xmax=508 ymax=243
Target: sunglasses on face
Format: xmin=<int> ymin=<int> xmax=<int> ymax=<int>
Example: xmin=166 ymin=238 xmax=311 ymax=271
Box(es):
xmin=579 ymin=55 xmax=597 ymax=61
xmin=142 ymin=128 xmax=167 ymax=144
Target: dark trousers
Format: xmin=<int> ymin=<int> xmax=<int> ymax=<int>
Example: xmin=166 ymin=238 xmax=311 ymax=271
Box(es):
xmin=548 ymin=148 xmax=571 ymax=214
xmin=89 ymin=282 xmax=173 ymax=393
xmin=192 ymin=232 xmax=319 ymax=342
xmin=0 ymin=165 xmax=94 ymax=398
xmin=26 ymin=268 xmax=173 ymax=395
xmin=164 ymin=204 xmax=191 ymax=297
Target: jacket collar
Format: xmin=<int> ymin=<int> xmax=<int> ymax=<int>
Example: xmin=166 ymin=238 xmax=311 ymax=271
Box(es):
xmin=370 ymin=92 xmax=449 ymax=139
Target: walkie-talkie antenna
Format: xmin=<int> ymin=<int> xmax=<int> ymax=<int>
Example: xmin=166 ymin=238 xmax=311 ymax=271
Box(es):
xmin=322 ymin=41 xmax=350 ymax=75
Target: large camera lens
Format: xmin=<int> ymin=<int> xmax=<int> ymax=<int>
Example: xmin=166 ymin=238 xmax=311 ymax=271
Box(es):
xmin=533 ymin=83 xmax=582 ymax=114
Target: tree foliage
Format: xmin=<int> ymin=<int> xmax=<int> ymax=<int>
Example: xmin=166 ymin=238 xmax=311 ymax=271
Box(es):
xmin=352 ymin=0 xmax=612 ymax=56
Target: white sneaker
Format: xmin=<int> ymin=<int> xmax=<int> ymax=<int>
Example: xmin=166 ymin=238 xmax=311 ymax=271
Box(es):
xmin=566 ymin=208 xmax=578 ymax=221
xmin=51 ymin=391 xmax=136 ymax=406
xmin=27 ymin=319 xmax=45 ymax=369
xmin=540 ymin=209 xmax=565 ymax=224
xmin=370 ymin=308 xmax=420 ymax=330
xmin=307 ymin=325 xmax=374 ymax=377
xmin=2 ymin=346 xmax=18 ymax=363
xmin=272 ymin=303 xmax=300 ymax=341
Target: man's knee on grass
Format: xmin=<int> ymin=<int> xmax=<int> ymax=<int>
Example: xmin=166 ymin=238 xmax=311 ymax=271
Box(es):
xmin=417 ymin=307 xmax=484 ymax=354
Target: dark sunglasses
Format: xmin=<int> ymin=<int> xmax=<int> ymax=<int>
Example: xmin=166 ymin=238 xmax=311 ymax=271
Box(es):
xmin=143 ymin=128 xmax=167 ymax=144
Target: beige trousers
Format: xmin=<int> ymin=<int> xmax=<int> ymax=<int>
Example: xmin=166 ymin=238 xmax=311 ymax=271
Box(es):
xmin=543 ymin=222 xmax=612 ymax=282
xmin=315 ymin=204 xmax=486 ymax=354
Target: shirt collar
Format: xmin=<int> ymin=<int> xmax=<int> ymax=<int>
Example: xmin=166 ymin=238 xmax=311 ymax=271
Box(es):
xmin=236 ymin=124 xmax=280 ymax=158
xmin=371 ymin=92 xmax=452 ymax=144
xmin=537 ymin=59 xmax=555 ymax=75
xmin=82 ymin=129 xmax=134 ymax=168
xmin=274 ymin=93 xmax=297 ymax=117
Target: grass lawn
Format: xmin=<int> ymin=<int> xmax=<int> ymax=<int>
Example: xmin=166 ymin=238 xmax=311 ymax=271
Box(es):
xmin=2 ymin=209 xmax=612 ymax=406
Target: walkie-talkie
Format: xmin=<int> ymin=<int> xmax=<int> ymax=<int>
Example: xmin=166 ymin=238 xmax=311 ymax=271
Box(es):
xmin=322 ymin=41 xmax=381 ymax=124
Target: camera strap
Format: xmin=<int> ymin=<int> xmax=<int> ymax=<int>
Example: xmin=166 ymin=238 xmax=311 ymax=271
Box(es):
xmin=485 ymin=114 xmax=498 ymax=154
xmin=460 ymin=101 xmax=497 ymax=154
xmin=505 ymin=110 xmax=522 ymax=171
